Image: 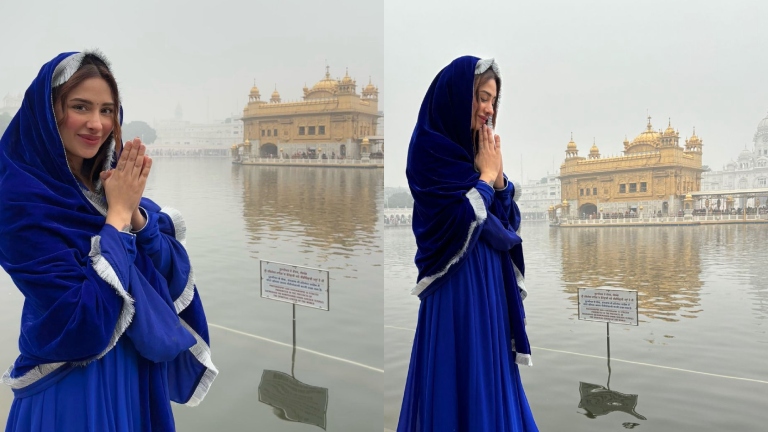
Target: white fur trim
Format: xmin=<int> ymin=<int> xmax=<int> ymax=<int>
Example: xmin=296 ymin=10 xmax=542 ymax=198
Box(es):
xmin=2 ymin=234 xmax=136 ymax=388
xmin=174 ymin=268 xmax=196 ymax=314
xmin=515 ymin=352 xmax=533 ymax=367
xmin=513 ymin=263 xmax=528 ymax=301
xmin=161 ymin=207 xmax=186 ymax=246
xmin=411 ymin=188 xmax=487 ymax=296
xmin=159 ymin=207 xmax=195 ymax=312
xmin=474 ymin=58 xmax=501 ymax=77
xmin=180 ymin=319 xmax=218 ymax=407
xmin=52 ymin=49 xmax=113 ymax=88
xmin=1 ymin=362 xmax=67 ymax=389
xmin=74 ymin=235 xmax=136 ymax=365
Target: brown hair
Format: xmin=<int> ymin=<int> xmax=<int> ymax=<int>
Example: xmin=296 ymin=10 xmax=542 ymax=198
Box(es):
xmin=53 ymin=54 xmax=121 ymax=186
xmin=473 ymin=68 xmax=501 ymax=127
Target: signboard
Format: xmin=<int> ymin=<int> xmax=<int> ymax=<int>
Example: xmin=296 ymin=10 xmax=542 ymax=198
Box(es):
xmin=259 ymin=370 xmax=329 ymax=430
xmin=578 ymin=288 xmax=638 ymax=326
xmin=260 ymin=260 xmax=330 ymax=311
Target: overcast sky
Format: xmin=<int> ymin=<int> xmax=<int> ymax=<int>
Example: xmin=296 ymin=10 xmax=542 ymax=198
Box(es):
xmin=0 ymin=0 xmax=383 ymax=125
xmin=384 ymin=0 xmax=768 ymax=187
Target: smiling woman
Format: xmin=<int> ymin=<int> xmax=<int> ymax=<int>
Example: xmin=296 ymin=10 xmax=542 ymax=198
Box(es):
xmin=0 ymin=51 xmax=216 ymax=432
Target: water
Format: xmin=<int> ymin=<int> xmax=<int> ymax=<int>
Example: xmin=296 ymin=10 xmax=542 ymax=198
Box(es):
xmin=0 ymin=158 xmax=384 ymax=431
xmin=385 ymin=223 xmax=768 ymax=431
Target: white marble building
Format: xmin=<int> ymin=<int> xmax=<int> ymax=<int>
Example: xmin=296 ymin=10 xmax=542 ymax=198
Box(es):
xmin=516 ymin=173 xmax=562 ymax=221
xmin=153 ymin=104 xmax=243 ymax=148
xmin=702 ymin=112 xmax=768 ymax=191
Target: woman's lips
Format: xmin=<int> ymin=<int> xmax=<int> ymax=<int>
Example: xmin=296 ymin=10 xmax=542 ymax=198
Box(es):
xmin=78 ymin=134 xmax=101 ymax=145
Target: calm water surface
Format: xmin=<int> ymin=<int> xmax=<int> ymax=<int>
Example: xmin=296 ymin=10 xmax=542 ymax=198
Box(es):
xmin=385 ymin=223 xmax=768 ymax=431
xmin=0 ymin=158 xmax=383 ymax=431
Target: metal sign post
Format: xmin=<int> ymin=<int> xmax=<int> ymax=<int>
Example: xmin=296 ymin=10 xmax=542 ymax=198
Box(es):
xmin=260 ymin=260 xmax=330 ymax=377
xmin=577 ymin=288 xmax=645 ymax=422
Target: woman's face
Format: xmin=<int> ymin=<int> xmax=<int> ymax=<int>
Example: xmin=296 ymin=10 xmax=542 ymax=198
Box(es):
xmin=54 ymin=77 xmax=115 ymax=169
xmin=471 ymin=77 xmax=497 ymax=131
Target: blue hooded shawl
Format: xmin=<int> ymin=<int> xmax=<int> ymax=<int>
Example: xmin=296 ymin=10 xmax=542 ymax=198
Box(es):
xmin=406 ymin=55 xmax=531 ymax=365
xmin=0 ymin=52 xmax=217 ymax=417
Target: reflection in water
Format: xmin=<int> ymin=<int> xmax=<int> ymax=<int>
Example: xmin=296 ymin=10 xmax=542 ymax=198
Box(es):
xmin=557 ymin=227 xmax=703 ymax=322
xmin=716 ymin=225 xmax=768 ymax=320
xmin=578 ymin=382 xmax=646 ymax=421
xmin=259 ymin=369 xmax=329 ymax=430
xmin=237 ymin=166 xmax=382 ymax=251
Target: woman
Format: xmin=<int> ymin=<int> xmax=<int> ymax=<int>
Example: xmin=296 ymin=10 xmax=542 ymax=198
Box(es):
xmin=397 ymin=56 xmax=538 ymax=431
xmin=0 ymin=51 xmax=217 ymax=431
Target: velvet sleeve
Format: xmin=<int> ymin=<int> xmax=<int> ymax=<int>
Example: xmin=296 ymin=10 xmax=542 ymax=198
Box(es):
xmin=9 ymin=225 xmax=136 ymax=366
xmin=135 ymin=198 xmax=218 ymax=406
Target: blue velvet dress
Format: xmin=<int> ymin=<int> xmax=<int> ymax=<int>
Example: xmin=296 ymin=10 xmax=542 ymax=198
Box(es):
xmin=398 ymin=182 xmax=538 ymax=432
xmin=0 ymin=52 xmax=217 ymax=432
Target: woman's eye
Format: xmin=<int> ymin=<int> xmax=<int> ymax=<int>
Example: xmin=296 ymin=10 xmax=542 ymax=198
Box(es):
xmin=101 ymin=108 xmax=114 ymax=115
xmin=71 ymin=105 xmax=87 ymax=111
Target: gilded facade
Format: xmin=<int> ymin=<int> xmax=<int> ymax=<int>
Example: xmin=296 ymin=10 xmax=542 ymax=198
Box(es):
xmin=240 ymin=66 xmax=380 ymax=160
xmin=558 ymin=117 xmax=704 ymax=217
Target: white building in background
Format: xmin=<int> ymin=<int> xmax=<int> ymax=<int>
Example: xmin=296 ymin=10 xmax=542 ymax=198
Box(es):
xmin=516 ymin=173 xmax=562 ymax=221
xmin=702 ymin=111 xmax=768 ymax=191
xmin=1 ymin=93 xmax=23 ymax=116
xmin=377 ymin=111 xmax=384 ymax=136
xmin=153 ymin=104 xmax=243 ymax=148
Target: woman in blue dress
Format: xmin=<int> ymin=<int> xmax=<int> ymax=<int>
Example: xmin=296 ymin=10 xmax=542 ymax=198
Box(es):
xmin=0 ymin=51 xmax=217 ymax=431
xmin=397 ymin=56 xmax=538 ymax=432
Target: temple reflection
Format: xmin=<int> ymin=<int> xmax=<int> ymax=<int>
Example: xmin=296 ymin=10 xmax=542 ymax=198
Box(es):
xmin=557 ymin=227 xmax=703 ymax=322
xmin=237 ymin=166 xmax=382 ymax=250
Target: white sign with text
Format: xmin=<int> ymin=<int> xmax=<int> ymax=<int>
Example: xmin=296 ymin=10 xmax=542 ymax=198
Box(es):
xmin=578 ymin=288 xmax=638 ymax=326
xmin=260 ymin=261 xmax=329 ymax=311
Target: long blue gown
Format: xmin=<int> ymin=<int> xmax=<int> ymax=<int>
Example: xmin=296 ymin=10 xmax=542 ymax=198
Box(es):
xmin=398 ymin=182 xmax=538 ymax=432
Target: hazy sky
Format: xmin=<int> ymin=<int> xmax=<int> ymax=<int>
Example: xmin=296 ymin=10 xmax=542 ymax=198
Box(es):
xmin=384 ymin=0 xmax=768 ymax=187
xmin=0 ymin=0 xmax=383 ymax=125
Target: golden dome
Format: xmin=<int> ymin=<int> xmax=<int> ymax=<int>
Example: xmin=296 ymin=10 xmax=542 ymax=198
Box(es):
xmin=362 ymin=137 xmax=370 ymax=144
xmin=250 ymin=86 xmax=260 ymax=95
xmin=309 ymin=65 xmax=339 ymax=95
xmin=341 ymin=68 xmax=353 ymax=84
xmin=632 ymin=116 xmax=661 ymax=145
xmin=664 ymin=118 xmax=676 ymax=136
xmin=687 ymin=127 xmax=701 ymax=144
xmin=364 ymin=76 xmax=376 ymax=92
xmin=590 ymin=141 xmax=599 ymax=154
xmin=567 ymin=133 xmax=577 ymax=150
xmin=271 ymin=89 xmax=280 ymax=98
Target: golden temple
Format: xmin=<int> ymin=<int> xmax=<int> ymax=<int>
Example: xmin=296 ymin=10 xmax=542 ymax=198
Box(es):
xmin=557 ymin=116 xmax=704 ymax=218
xmin=237 ymin=66 xmax=381 ymax=161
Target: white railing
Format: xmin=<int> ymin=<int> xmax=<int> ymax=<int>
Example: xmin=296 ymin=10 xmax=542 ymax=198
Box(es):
xmin=237 ymin=157 xmax=383 ymax=165
xmin=558 ymin=213 xmax=768 ymax=225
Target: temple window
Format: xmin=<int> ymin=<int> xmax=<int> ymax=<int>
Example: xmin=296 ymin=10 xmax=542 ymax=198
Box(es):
xmin=319 ymin=126 xmax=326 ymax=135
xmin=309 ymin=126 xmax=316 ymax=135
xmin=593 ymin=187 xmax=597 ymax=196
xmin=580 ymin=189 xmax=584 ymax=196
xmin=299 ymin=126 xmax=305 ymax=135
xmin=640 ymin=182 xmax=647 ymax=192
xmin=261 ymin=130 xmax=265 ymax=136
xmin=629 ymin=183 xmax=637 ymax=193
xmin=274 ymin=129 xmax=278 ymax=136
xmin=620 ymin=184 xmax=626 ymax=193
